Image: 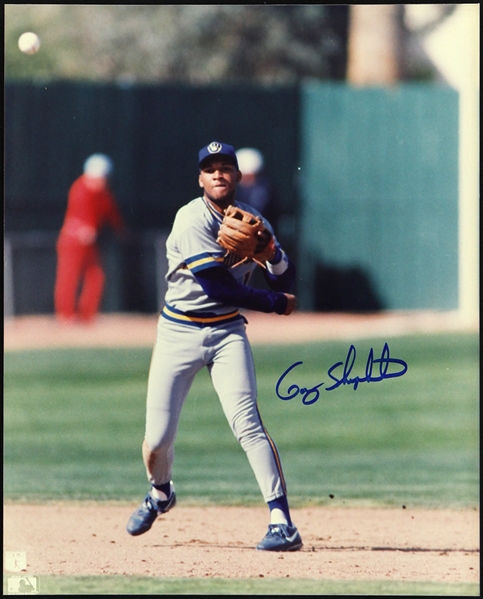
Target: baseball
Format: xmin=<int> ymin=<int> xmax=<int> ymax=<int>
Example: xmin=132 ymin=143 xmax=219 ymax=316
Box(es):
xmin=18 ymin=32 xmax=41 ymax=55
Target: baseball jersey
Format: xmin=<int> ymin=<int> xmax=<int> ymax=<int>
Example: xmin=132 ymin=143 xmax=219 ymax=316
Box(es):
xmin=162 ymin=196 xmax=288 ymax=325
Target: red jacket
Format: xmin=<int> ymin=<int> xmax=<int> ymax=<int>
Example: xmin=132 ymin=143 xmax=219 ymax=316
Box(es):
xmin=58 ymin=175 xmax=124 ymax=245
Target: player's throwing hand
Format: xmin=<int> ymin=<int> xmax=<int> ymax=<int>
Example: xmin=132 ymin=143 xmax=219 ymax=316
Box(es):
xmin=283 ymin=293 xmax=297 ymax=315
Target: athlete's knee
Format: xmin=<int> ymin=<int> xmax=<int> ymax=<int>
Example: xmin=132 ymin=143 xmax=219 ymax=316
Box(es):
xmin=229 ymin=403 xmax=260 ymax=434
xmin=232 ymin=418 xmax=266 ymax=450
xmin=144 ymin=405 xmax=179 ymax=452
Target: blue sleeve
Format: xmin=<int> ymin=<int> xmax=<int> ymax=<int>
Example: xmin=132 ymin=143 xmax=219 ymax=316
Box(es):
xmin=262 ymin=258 xmax=296 ymax=292
xmin=194 ymin=266 xmax=289 ymax=315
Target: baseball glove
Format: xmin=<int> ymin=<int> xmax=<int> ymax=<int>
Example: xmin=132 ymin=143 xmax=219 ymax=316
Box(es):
xmin=217 ymin=205 xmax=276 ymax=267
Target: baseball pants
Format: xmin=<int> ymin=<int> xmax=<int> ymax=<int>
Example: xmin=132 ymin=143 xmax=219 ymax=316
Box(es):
xmin=54 ymin=241 xmax=105 ymax=321
xmin=143 ymin=316 xmax=287 ymax=502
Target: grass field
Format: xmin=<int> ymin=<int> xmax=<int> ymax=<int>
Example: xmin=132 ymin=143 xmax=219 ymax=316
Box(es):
xmin=4 ymin=331 xmax=479 ymax=594
xmin=4 ymin=332 xmax=479 ymax=506
xmin=28 ymin=575 xmax=480 ymax=596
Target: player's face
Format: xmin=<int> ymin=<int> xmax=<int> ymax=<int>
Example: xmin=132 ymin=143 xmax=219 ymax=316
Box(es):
xmin=199 ymin=160 xmax=242 ymax=208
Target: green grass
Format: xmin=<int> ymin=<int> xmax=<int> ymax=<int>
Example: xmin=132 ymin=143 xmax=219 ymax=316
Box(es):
xmin=27 ymin=575 xmax=480 ymax=596
xmin=4 ymin=332 xmax=479 ymax=506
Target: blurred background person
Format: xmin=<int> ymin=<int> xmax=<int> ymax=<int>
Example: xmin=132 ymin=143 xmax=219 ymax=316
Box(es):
xmin=54 ymin=153 xmax=125 ymax=324
xmin=235 ymin=147 xmax=277 ymax=226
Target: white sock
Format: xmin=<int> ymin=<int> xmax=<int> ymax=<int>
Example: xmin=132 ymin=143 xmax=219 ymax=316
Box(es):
xmin=270 ymin=508 xmax=288 ymax=525
xmin=150 ymin=487 xmax=168 ymax=501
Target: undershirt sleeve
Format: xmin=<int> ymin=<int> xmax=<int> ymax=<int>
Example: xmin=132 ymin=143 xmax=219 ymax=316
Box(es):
xmin=194 ymin=266 xmax=289 ymax=315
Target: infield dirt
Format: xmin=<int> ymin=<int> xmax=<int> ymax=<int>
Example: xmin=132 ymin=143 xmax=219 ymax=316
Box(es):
xmin=3 ymin=504 xmax=479 ymax=582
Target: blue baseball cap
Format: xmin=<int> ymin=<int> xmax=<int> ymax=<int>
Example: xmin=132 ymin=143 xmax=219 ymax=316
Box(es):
xmin=198 ymin=141 xmax=239 ymax=169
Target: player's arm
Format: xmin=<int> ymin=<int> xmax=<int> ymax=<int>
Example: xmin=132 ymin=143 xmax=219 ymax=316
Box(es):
xmin=261 ymin=246 xmax=296 ymax=293
xmin=194 ymin=266 xmax=294 ymax=315
xmin=104 ymin=193 xmax=125 ymax=231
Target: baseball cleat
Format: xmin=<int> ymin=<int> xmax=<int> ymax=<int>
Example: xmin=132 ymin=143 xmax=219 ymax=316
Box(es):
xmin=256 ymin=523 xmax=303 ymax=552
xmin=126 ymin=486 xmax=176 ymax=536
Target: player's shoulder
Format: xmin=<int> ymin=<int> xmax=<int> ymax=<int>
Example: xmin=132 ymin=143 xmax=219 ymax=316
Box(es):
xmin=172 ymin=196 xmax=215 ymax=231
xmin=70 ymin=175 xmax=86 ymax=191
xmin=174 ymin=196 xmax=204 ymax=219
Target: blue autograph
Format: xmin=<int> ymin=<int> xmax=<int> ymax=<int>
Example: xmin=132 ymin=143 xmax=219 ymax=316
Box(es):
xmin=276 ymin=343 xmax=408 ymax=405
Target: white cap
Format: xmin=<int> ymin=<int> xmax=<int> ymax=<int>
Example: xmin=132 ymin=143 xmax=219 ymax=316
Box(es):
xmin=83 ymin=153 xmax=113 ymax=178
xmin=236 ymin=148 xmax=264 ymax=175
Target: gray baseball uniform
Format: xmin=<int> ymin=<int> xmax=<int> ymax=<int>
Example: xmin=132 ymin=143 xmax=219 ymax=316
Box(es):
xmin=127 ymin=141 xmax=302 ymax=552
xmin=144 ymin=196 xmax=288 ymax=501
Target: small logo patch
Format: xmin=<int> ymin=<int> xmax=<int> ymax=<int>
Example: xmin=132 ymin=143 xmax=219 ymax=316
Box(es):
xmin=208 ymin=142 xmax=222 ymax=154
xmin=5 ymin=576 xmax=39 ymax=595
xmin=5 ymin=552 xmax=27 ymax=572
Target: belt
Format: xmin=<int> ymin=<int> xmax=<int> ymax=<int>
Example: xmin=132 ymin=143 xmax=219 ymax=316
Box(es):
xmin=161 ymin=304 xmax=244 ymax=327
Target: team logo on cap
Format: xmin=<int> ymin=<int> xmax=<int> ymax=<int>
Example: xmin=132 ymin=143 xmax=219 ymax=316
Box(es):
xmin=207 ymin=142 xmax=222 ymax=154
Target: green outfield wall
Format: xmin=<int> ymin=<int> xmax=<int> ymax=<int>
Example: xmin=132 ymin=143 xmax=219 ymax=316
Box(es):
xmin=298 ymin=82 xmax=459 ymax=311
xmin=4 ymin=81 xmax=459 ymax=315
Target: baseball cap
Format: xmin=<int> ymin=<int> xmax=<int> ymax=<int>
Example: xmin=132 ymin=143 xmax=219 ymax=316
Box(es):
xmin=236 ymin=148 xmax=264 ymax=175
xmin=83 ymin=153 xmax=113 ymax=178
xmin=198 ymin=141 xmax=239 ymax=169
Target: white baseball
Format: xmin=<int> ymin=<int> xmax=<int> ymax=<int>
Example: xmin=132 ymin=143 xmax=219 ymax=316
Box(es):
xmin=18 ymin=32 xmax=41 ymax=55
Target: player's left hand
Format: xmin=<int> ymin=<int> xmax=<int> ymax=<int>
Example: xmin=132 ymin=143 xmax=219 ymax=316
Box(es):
xmin=217 ymin=205 xmax=275 ymax=266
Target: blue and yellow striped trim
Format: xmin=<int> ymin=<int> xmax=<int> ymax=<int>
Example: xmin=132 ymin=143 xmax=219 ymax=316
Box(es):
xmin=185 ymin=252 xmax=225 ymax=273
xmin=256 ymin=405 xmax=287 ymax=495
xmin=161 ymin=304 xmax=242 ymax=327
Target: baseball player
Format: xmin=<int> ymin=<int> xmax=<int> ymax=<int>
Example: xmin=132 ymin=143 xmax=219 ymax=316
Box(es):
xmin=126 ymin=141 xmax=302 ymax=551
xmin=54 ymin=154 xmax=125 ymax=323
xmin=235 ymin=147 xmax=275 ymax=221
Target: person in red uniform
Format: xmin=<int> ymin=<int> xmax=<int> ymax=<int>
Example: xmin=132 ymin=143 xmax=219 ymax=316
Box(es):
xmin=54 ymin=153 xmax=125 ymax=323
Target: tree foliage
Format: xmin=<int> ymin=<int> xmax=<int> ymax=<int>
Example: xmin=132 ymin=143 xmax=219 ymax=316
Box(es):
xmin=5 ymin=5 xmax=350 ymax=83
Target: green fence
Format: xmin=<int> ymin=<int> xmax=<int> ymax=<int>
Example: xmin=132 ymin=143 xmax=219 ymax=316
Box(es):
xmin=298 ymin=82 xmax=459 ymax=311
xmin=5 ymin=81 xmax=300 ymax=234
xmin=5 ymin=81 xmax=459 ymax=315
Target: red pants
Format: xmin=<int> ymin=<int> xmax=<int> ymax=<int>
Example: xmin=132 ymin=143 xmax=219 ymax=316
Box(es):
xmin=54 ymin=241 xmax=105 ymax=322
